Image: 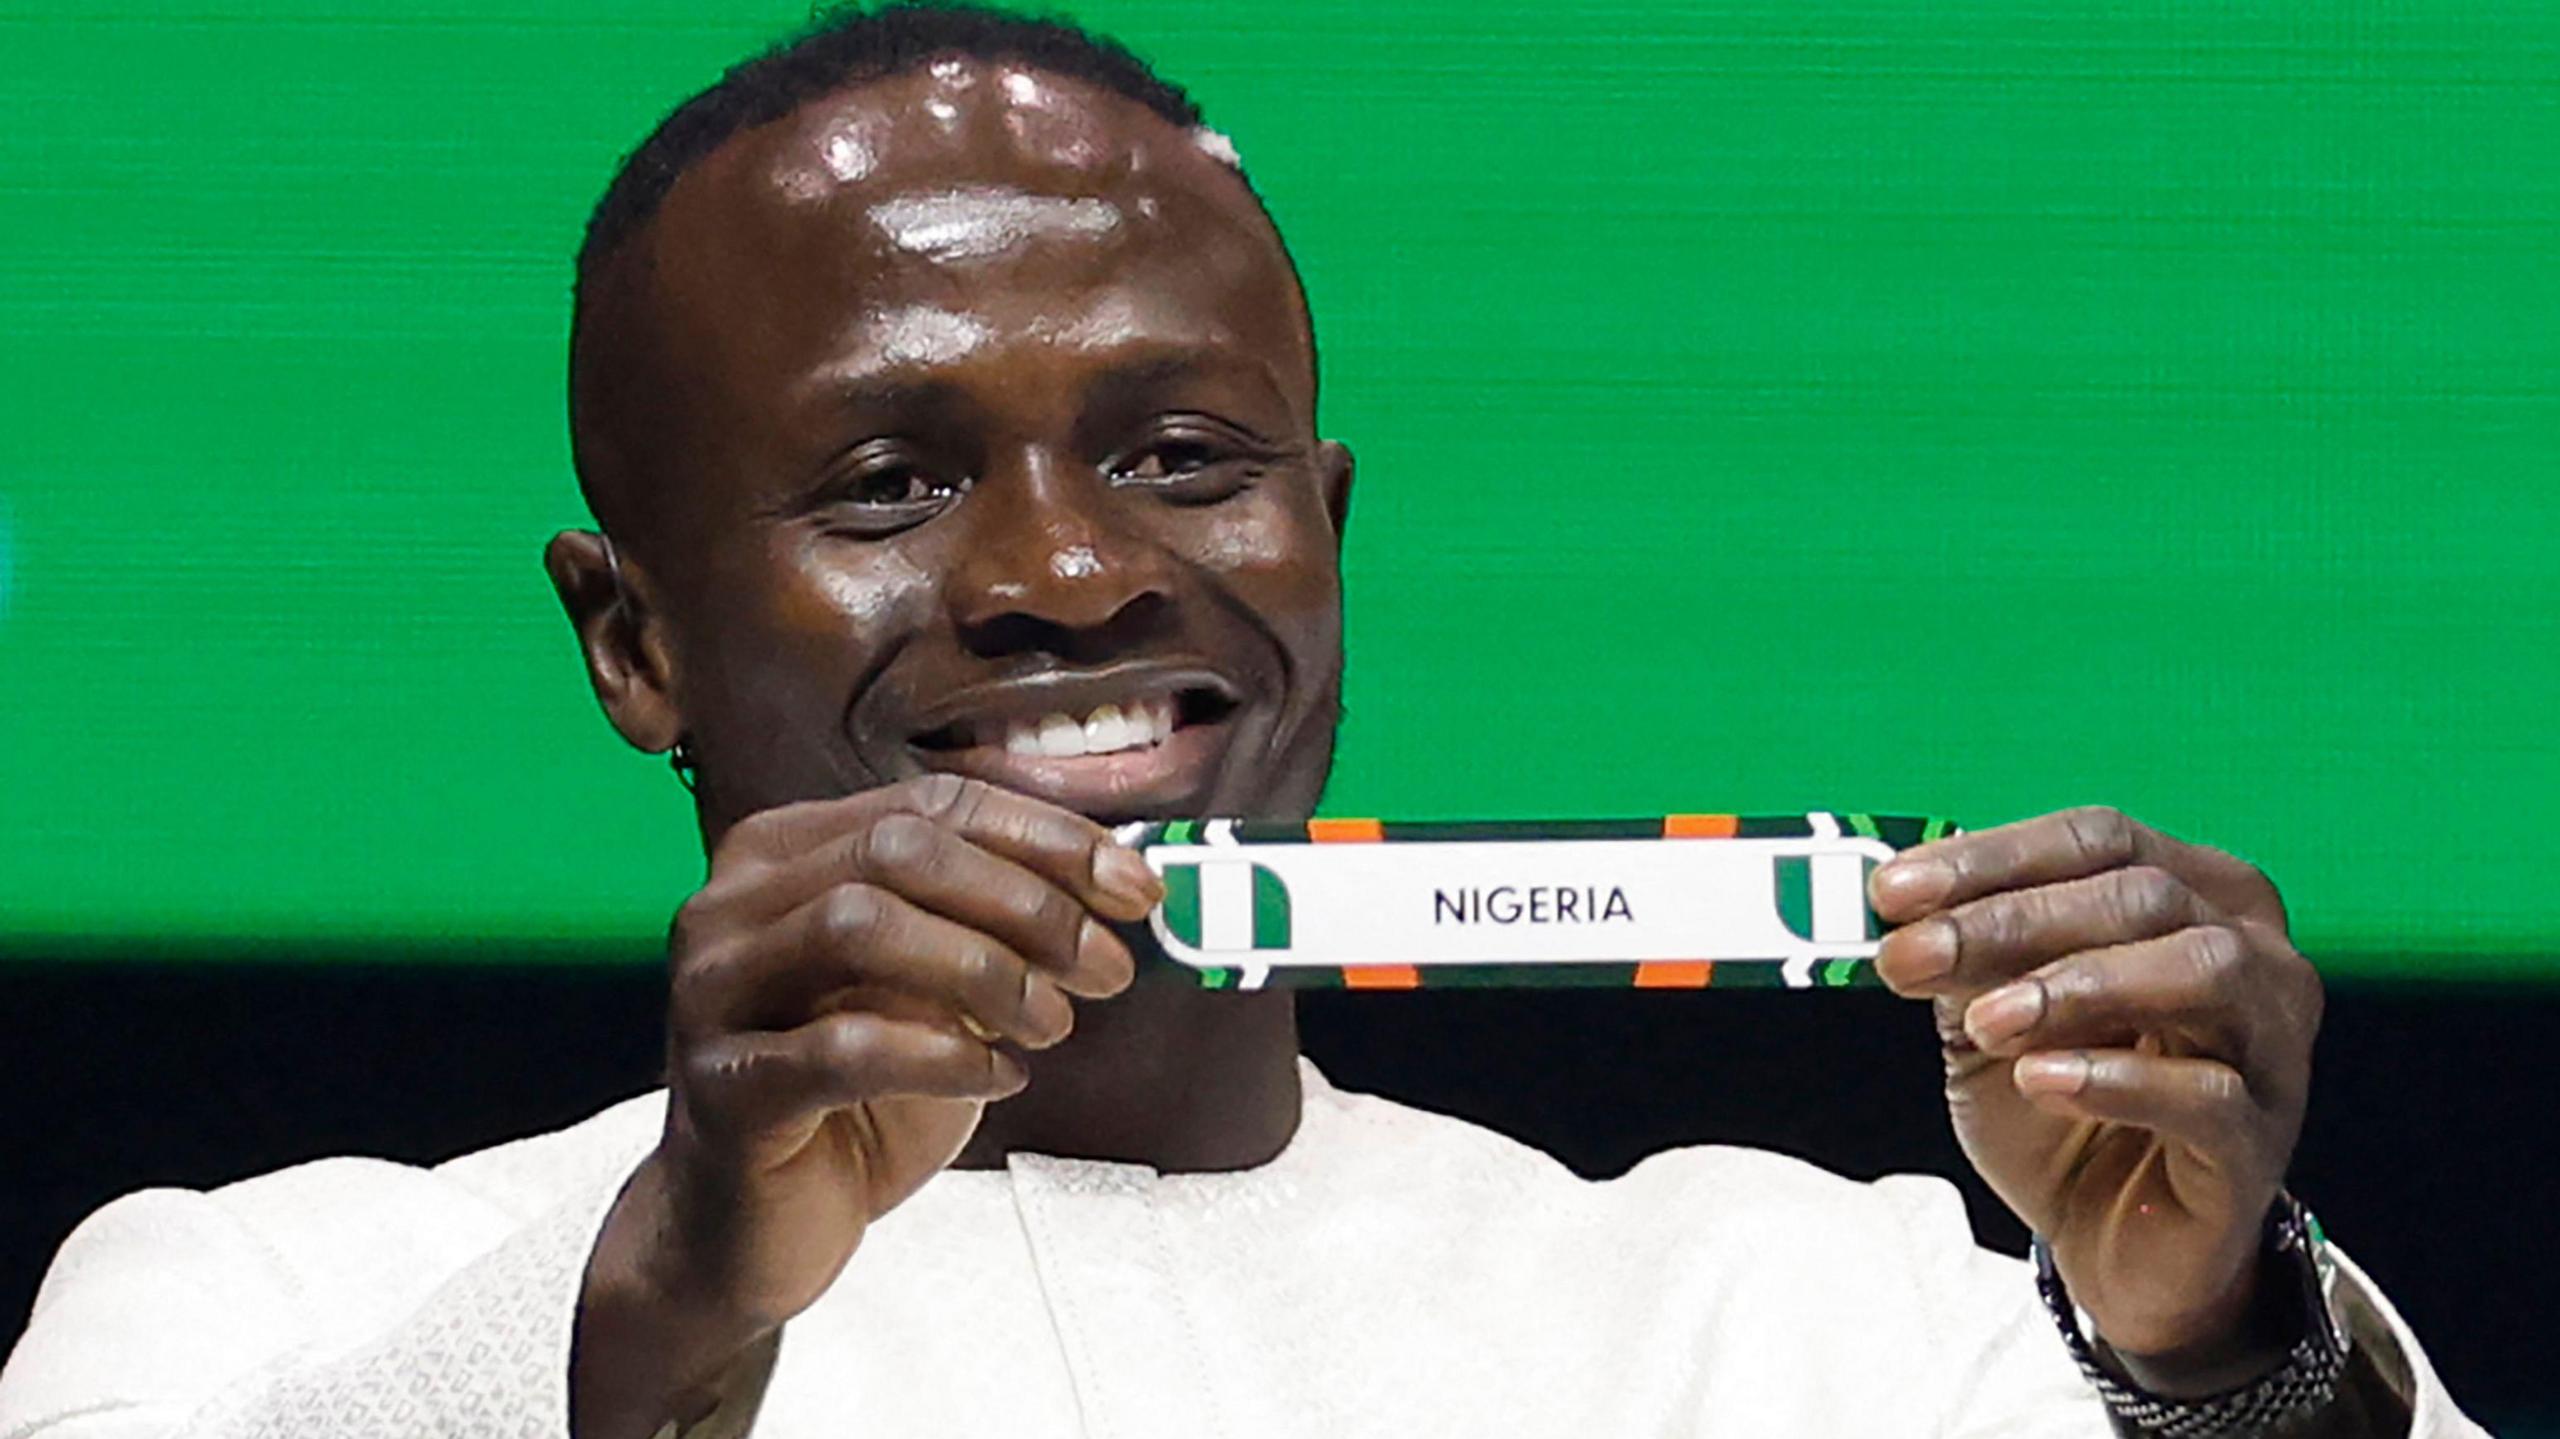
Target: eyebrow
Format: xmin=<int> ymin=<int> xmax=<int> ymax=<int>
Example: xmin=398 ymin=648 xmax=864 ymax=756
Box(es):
xmin=1078 ymin=349 xmax=1296 ymax=432
xmin=800 ymin=342 xmax=1299 ymax=435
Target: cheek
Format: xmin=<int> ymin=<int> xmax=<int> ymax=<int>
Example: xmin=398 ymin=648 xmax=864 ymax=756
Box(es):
xmin=694 ymin=534 xmax=937 ymax=729
xmin=1181 ymin=487 xmax=1342 ymax=646
xmin=766 ymin=532 xmax=931 ymax=638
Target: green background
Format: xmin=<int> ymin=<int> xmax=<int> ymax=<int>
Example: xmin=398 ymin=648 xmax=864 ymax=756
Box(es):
xmin=1 ymin=0 xmax=2552 ymax=973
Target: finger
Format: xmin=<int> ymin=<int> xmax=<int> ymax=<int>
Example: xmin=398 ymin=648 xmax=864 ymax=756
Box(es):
xmin=840 ymin=811 xmax=1136 ymax=997
xmin=678 ymin=883 xmax=1078 ymax=1047
xmin=1958 ymin=925 xmax=2252 ymax=1060
xmin=713 ymin=775 xmax=1162 ymax=922
xmin=681 ymin=1010 xmax=1024 ymax=1155
xmin=692 ymin=787 xmax=1142 ymax=998
xmin=1870 ymin=806 xmax=2193 ymax=924
xmin=1874 ymin=864 xmax=2208 ymax=997
xmin=2009 ymin=1049 xmax=2260 ymax=1156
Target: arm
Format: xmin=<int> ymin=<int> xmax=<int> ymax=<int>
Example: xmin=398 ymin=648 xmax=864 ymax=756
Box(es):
xmin=1871 ymin=807 xmax=2484 ymax=1439
xmin=0 ymin=776 xmax=1157 ymax=1439
xmin=565 ymin=775 xmax=1156 ymax=1439
xmin=1866 ymin=1178 xmax=2483 ymax=1439
xmin=2088 ymin=1242 xmax=2480 ymax=1439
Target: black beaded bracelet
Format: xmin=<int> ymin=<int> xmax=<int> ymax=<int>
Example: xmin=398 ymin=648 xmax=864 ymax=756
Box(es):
xmin=2031 ymin=1194 xmax=2349 ymax=1439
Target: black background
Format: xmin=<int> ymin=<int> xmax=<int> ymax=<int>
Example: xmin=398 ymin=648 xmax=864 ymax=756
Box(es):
xmin=3 ymin=959 xmax=2553 ymax=1427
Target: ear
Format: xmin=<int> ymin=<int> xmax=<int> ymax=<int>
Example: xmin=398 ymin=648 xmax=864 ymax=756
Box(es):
xmin=1316 ymin=440 xmax=1355 ymax=548
xmin=544 ymin=529 xmax=684 ymax=755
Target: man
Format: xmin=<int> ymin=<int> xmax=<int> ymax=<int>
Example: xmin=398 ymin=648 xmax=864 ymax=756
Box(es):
xmin=0 ymin=5 xmax=2481 ymax=1437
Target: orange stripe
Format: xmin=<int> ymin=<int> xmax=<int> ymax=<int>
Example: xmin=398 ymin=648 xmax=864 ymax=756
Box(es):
xmin=1342 ymin=964 xmax=1421 ymax=989
xmin=1634 ymin=960 xmax=1714 ymax=988
xmin=1308 ymin=817 xmax=1385 ymax=843
xmin=1662 ymin=813 xmax=1739 ymax=838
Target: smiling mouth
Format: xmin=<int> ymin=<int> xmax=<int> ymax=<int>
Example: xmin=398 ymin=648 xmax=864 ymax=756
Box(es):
xmin=905 ymin=683 xmax=1244 ymax=817
xmin=912 ymin=687 xmax=1237 ymax=759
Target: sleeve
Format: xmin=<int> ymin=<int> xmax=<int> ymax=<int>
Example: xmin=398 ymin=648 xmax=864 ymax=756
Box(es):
xmin=0 ymin=1162 xmax=633 ymax=1439
xmin=1869 ymin=1177 xmax=2489 ymax=1439
xmin=2320 ymin=1245 xmax=2490 ymax=1439
xmin=1866 ymin=1176 xmax=2120 ymax=1439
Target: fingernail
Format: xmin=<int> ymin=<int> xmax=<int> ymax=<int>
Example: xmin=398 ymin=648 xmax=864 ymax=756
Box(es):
xmin=1024 ymin=979 xmax=1075 ymax=1047
xmin=1077 ymin=916 xmax=1138 ymax=995
xmin=1964 ymin=980 xmax=2045 ymax=1049
xmin=1094 ymin=844 xmax=1162 ymax=913
xmin=1873 ymin=858 xmax=1955 ymax=913
xmin=1889 ymin=918 xmax=1958 ymax=985
xmin=2014 ymin=1051 xmax=2092 ymax=1096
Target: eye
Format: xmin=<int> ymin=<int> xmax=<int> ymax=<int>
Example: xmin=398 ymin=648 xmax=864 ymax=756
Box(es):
xmin=1108 ymin=427 xmax=1266 ymax=503
xmin=844 ymin=463 xmax=957 ymax=507
xmin=812 ymin=449 xmax=968 ymax=538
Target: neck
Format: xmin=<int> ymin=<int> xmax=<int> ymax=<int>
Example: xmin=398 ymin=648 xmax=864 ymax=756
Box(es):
xmin=952 ymin=983 xmax=1301 ymax=1173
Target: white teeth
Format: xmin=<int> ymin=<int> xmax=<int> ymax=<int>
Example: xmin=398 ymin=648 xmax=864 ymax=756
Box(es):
xmin=1084 ymin=703 xmax=1129 ymax=753
xmin=984 ymin=694 xmax=1184 ymax=759
xmin=1036 ymin=712 xmax=1086 ymax=758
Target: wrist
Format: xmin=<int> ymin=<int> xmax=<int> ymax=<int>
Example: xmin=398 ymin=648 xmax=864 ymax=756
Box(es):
xmin=2098 ymin=1251 xmax=2296 ymax=1400
xmin=574 ymin=1157 xmax=781 ymax=1439
xmin=2035 ymin=1193 xmax=2350 ymax=1438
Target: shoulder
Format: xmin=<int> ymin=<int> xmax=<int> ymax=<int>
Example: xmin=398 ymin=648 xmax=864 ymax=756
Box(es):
xmin=0 ymin=1095 xmax=667 ymax=1431
xmin=36 ymin=1089 xmax=664 ymax=1305
xmin=427 ymin=1088 xmax=666 ymax=1212
xmin=188 ymin=1087 xmax=664 ymax=1238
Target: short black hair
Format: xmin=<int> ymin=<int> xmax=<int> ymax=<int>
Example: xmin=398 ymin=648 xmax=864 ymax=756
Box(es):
xmin=577 ymin=1 xmax=1213 ymax=288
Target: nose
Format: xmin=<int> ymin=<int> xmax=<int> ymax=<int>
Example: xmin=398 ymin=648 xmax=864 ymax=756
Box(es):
xmin=944 ymin=447 xmax=1176 ymax=661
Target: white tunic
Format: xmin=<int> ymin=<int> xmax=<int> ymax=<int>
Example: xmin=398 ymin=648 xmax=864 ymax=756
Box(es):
xmin=0 ymin=1062 xmax=2481 ymax=1438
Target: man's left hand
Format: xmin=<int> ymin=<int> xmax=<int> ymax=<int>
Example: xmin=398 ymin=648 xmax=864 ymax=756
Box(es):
xmin=1870 ymin=806 xmax=2325 ymax=1374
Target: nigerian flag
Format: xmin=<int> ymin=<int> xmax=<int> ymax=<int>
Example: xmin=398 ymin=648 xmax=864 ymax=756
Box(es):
xmin=1160 ymin=860 xmax=1293 ymax=952
xmin=1771 ymin=853 xmax=1881 ymax=944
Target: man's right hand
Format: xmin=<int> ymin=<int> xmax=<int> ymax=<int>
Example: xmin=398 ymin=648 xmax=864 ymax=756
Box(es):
xmin=570 ymin=774 xmax=1163 ymax=1439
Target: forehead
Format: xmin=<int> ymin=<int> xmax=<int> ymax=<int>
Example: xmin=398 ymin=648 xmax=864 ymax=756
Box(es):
xmin=626 ymin=59 xmax=1303 ymax=393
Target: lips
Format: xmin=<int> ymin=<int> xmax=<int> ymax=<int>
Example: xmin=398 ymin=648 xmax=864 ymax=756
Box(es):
xmin=903 ymin=668 xmax=1245 ymax=818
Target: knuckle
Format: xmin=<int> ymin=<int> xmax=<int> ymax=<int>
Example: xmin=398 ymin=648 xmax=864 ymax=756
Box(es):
xmin=2112 ymin=865 xmax=2185 ymax=928
xmin=2183 ymin=923 xmax=2249 ymax=993
xmin=2192 ymin=1063 xmax=2250 ymax=1112
xmin=811 ymin=1011 xmax=887 ymax=1073
xmin=859 ymin=811 xmax=940 ymax=877
xmin=667 ymin=890 xmax=722 ymax=955
xmin=946 ymin=776 xmax=994 ymax=830
xmin=675 ymin=1038 xmax=751 ymax=1106
xmin=905 ymin=772 xmax=986 ymax=826
xmin=712 ymin=799 xmax=820 ymax=869
xmin=2266 ymin=937 xmax=2326 ymax=1030
xmin=1956 ymin=892 xmax=2029 ymax=963
xmin=2216 ymin=850 xmax=2290 ymax=926
xmin=1029 ymin=886 xmax=1085 ymax=957
xmin=706 ymin=812 xmax=772 ymax=871
xmin=2293 ymin=950 xmax=2327 ymax=1007
xmin=818 ymin=882 xmax=891 ymax=946
xmin=2063 ymin=805 xmax=2136 ymax=867
xmin=2298 ymin=965 xmax=2328 ymax=1031
xmin=2037 ymin=956 xmax=2098 ymax=1012
xmin=666 ymin=941 xmax=735 ymax=1021
xmin=958 ymin=938 xmax=1017 ymax=1010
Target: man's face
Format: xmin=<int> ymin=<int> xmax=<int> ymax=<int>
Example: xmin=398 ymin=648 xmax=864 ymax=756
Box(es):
xmin=569 ymin=61 xmax=1351 ymax=832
